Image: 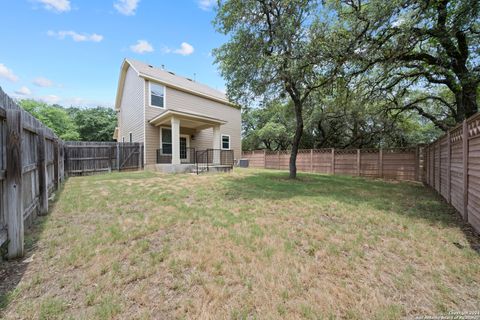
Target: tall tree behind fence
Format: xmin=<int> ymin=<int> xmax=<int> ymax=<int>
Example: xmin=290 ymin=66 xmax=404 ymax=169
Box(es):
xmin=0 ymin=88 xmax=64 ymax=259
xmin=424 ymin=114 xmax=480 ymax=234
xmin=242 ymin=147 xmax=422 ymax=181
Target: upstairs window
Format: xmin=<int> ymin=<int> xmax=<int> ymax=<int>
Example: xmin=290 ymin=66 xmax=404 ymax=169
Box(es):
xmin=221 ymin=134 xmax=230 ymax=150
xmin=150 ymin=83 xmax=165 ymax=108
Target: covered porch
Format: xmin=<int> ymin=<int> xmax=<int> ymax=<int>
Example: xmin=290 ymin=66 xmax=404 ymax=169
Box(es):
xmin=148 ymin=109 xmax=229 ymax=167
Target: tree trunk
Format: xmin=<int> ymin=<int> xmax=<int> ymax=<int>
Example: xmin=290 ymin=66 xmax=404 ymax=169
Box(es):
xmin=289 ymin=100 xmax=304 ymax=179
xmin=462 ymin=82 xmax=478 ymax=119
xmin=454 ymin=83 xmax=478 ymax=122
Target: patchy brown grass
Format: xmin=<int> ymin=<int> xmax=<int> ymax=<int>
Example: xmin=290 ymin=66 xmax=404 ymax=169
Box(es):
xmin=1 ymin=169 xmax=479 ymax=319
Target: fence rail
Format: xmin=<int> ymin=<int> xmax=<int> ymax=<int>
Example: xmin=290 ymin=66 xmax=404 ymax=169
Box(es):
xmin=423 ymin=113 xmax=480 ymax=234
xmin=242 ymin=147 xmax=423 ymax=182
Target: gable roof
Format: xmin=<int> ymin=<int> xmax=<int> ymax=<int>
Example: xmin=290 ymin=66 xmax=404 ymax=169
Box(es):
xmin=115 ymin=59 xmax=236 ymax=110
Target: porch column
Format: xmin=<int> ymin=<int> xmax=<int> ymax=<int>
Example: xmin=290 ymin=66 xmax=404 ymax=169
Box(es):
xmin=213 ymin=125 xmax=221 ymax=164
xmin=171 ymin=116 xmax=181 ymax=165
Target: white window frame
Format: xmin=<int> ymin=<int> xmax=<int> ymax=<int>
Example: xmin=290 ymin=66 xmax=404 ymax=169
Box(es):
xmin=148 ymin=81 xmax=166 ymax=109
xmin=221 ymin=134 xmax=231 ymax=150
xmin=159 ymin=127 xmax=172 ymax=155
xmin=159 ymin=127 xmax=190 ymax=157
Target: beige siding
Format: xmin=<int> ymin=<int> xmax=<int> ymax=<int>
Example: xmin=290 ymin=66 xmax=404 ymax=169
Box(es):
xmin=143 ymin=79 xmax=241 ymax=164
xmin=144 ymin=81 xmax=162 ymax=164
xmin=118 ymin=66 xmax=144 ymax=145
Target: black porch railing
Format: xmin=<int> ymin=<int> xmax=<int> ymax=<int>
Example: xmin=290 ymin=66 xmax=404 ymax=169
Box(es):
xmin=195 ymin=149 xmax=234 ymax=174
xmin=156 ymin=147 xmax=196 ymax=164
xmin=156 ymin=148 xmax=234 ymax=174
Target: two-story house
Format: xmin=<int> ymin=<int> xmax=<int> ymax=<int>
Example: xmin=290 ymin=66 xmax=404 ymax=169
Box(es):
xmin=113 ymin=59 xmax=241 ymax=172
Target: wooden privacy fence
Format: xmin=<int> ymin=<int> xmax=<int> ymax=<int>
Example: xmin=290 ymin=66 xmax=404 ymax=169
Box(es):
xmin=64 ymin=141 xmax=144 ymax=176
xmin=424 ymin=113 xmax=480 ymax=233
xmin=0 ymin=88 xmax=64 ymax=259
xmin=0 ymin=88 xmax=145 ymax=259
xmin=242 ymin=147 xmax=422 ymax=181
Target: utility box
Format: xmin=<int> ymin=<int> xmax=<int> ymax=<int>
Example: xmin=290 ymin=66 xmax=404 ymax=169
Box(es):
xmin=238 ymin=159 xmax=249 ymax=168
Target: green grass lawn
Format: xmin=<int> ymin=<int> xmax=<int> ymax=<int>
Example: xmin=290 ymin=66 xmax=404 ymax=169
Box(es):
xmin=1 ymin=169 xmax=479 ymax=319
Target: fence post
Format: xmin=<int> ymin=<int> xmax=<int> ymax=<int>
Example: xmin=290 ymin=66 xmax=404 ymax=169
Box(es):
xmin=137 ymin=143 xmax=142 ymax=170
xmin=425 ymin=145 xmax=429 ymax=185
xmin=53 ymin=140 xmax=60 ymax=190
xmin=37 ymin=128 xmax=48 ymax=215
xmin=433 ymin=142 xmax=436 ymax=189
xmin=331 ymin=148 xmax=335 ymax=175
xmin=356 ymin=149 xmax=361 ymax=176
xmin=6 ymin=109 xmax=24 ymax=258
xmin=310 ymin=149 xmax=314 ymax=172
xmin=462 ymin=120 xmax=469 ymax=221
xmin=447 ymin=132 xmax=451 ymax=203
xmin=277 ymin=150 xmax=280 ymax=170
xmin=379 ymin=148 xmax=383 ymax=178
xmin=116 ymin=143 xmax=120 ymax=171
xmin=64 ymin=143 xmax=68 ymax=178
xmin=263 ymin=149 xmax=267 ymax=169
xmin=109 ymin=145 xmax=114 ymax=173
xmin=414 ymin=146 xmax=419 ymax=182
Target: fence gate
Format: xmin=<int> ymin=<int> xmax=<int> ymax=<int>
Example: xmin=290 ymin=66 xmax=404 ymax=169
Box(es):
xmin=118 ymin=143 xmax=144 ymax=171
xmin=64 ymin=142 xmax=143 ymax=176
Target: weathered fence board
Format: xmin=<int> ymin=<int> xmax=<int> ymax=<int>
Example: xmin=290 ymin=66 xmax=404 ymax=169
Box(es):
xmin=0 ymin=87 xmax=62 ymax=258
xmin=0 ymin=88 xmax=146 ymax=258
xmin=64 ymin=141 xmax=143 ymax=176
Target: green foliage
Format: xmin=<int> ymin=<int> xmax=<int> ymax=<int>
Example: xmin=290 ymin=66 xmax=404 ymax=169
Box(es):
xmin=19 ymin=100 xmax=80 ymax=140
xmin=68 ymin=107 xmax=117 ymax=141
xmin=18 ymin=99 xmax=116 ymax=141
xmin=329 ymin=0 xmax=479 ymax=125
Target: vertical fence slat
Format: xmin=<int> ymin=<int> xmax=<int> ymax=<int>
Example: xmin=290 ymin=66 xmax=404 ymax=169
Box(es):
xmin=37 ymin=128 xmax=48 ymax=215
xmin=447 ymin=132 xmax=451 ymax=204
xmin=356 ymin=149 xmax=360 ymax=176
xmin=331 ymin=148 xmax=335 ymax=175
xmin=6 ymin=109 xmax=24 ymax=258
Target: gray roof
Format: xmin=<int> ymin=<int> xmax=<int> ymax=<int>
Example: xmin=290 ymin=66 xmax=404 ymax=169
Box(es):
xmin=127 ymin=59 xmax=228 ymax=103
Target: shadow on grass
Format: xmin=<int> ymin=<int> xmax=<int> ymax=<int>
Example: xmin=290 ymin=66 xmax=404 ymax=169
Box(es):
xmin=224 ymin=170 xmax=480 ymax=251
xmin=0 ymin=182 xmax=67 ymax=312
xmin=70 ymin=169 xmax=159 ymax=182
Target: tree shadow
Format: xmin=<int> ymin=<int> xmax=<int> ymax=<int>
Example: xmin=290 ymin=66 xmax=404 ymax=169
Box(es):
xmin=224 ymin=170 xmax=480 ymax=252
xmin=0 ymin=184 xmax=65 ymax=312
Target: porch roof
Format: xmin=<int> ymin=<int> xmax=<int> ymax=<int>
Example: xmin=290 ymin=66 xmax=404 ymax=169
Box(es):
xmin=148 ymin=108 xmax=227 ymax=130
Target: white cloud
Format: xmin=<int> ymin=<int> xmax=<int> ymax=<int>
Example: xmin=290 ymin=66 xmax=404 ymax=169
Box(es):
xmin=47 ymin=30 xmax=103 ymax=42
xmin=33 ymin=77 xmax=54 ymax=87
xmin=61 ymin=97 xmax=112 ymax=108
xmin=198 ymin=0 xmax=216 ymax=11
xmin=0 ymin=63 xmax=19 ymax=82
xmin=114 ymin=0 xmax=140 ymax=15
xmin=174 ymin=42 xmax=195 ymax=56
xmin=36 ymin=0 xmax=71 ymax=13
xmin=14 ymin=86 xmax=32 ymax=96
xmin=130 ymin=40 xmax=154 ymax=54
xmin=41 ymin=94 xmax=61 ymax=104
xmin=163 ymin=42 xmax=195 ymax=56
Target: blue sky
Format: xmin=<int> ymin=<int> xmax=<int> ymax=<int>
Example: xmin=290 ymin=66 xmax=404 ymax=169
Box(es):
xmin=0 ymin=0 xmax=226 ymax=108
